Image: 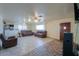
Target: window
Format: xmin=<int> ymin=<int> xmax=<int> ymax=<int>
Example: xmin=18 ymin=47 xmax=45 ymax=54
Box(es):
xmin=36 ymin=25 xmax=45 ymax=30
xmin=18 ymin=24 xmax=27 ymax=31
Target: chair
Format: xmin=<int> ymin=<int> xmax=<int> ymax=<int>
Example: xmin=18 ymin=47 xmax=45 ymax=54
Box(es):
xmin=0 ymin=34 xmax=17 ymax=48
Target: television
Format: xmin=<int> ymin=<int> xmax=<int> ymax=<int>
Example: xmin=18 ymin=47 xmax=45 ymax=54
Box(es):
xmin=74 ymin=3 xmax=79 ymax=21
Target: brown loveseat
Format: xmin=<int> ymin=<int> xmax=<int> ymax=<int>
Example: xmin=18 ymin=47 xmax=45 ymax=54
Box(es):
xmin=34 ymin=31 xmax=47 ymax=38
xmin=0 ymin=34 xmax=17 ymax=48
xmin=21 ymin=30 xmax=33 ymax=37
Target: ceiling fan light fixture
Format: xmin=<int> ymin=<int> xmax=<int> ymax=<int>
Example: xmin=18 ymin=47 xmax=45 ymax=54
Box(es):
xmin=34 ymin=19 xmax=38 ymax=23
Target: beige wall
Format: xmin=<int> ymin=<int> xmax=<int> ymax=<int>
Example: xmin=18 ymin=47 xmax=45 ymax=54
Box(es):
xmin=45 ymin=4 xmax=76 ymax=41
xmin=46 ymin=17 xmax=75 ymax=40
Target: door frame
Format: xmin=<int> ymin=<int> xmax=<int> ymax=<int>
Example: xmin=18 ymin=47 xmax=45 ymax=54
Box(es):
xmin=60 ymin=22 xmax=71 ymax=40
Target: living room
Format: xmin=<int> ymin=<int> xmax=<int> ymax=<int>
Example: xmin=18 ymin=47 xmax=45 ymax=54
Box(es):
xmin=0 ymin=3 xmax=78 ymax=56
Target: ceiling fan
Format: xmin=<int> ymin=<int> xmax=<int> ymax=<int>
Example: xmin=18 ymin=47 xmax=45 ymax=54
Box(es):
xmin=27 ymin=11 xmax=43 ymax=23
xmin=32 ymin=12 xmax=43 ymax=23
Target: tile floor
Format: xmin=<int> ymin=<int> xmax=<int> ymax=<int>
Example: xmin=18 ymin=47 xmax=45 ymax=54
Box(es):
xmin=25 ymin=38 xmax=63 ymax=56
xmin=0 ymin=36 xmax=63 ymax=56
xmin=0 ymin=36 xmax=56 ymax=56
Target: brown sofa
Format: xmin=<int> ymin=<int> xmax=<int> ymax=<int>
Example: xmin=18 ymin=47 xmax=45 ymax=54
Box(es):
xmin=34 ymin=31 xmax=47 ymax=38
xmin=21 ymin=30 xmax=33 ymax=37
xmin=0 ymin=34 xmax=17 ymax=48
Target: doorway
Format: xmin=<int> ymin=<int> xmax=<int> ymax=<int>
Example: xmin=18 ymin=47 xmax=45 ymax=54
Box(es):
xmin=60 ymin=22 xmax=71 ymax=40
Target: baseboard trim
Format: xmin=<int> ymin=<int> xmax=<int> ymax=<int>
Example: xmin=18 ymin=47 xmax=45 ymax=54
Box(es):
xmin=47 ymin=36 xmax=60 ymax=41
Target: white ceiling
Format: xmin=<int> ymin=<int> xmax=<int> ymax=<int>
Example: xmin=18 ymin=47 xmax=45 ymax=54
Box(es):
xmin=0 ymin=3 xmax=74 ymax=23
